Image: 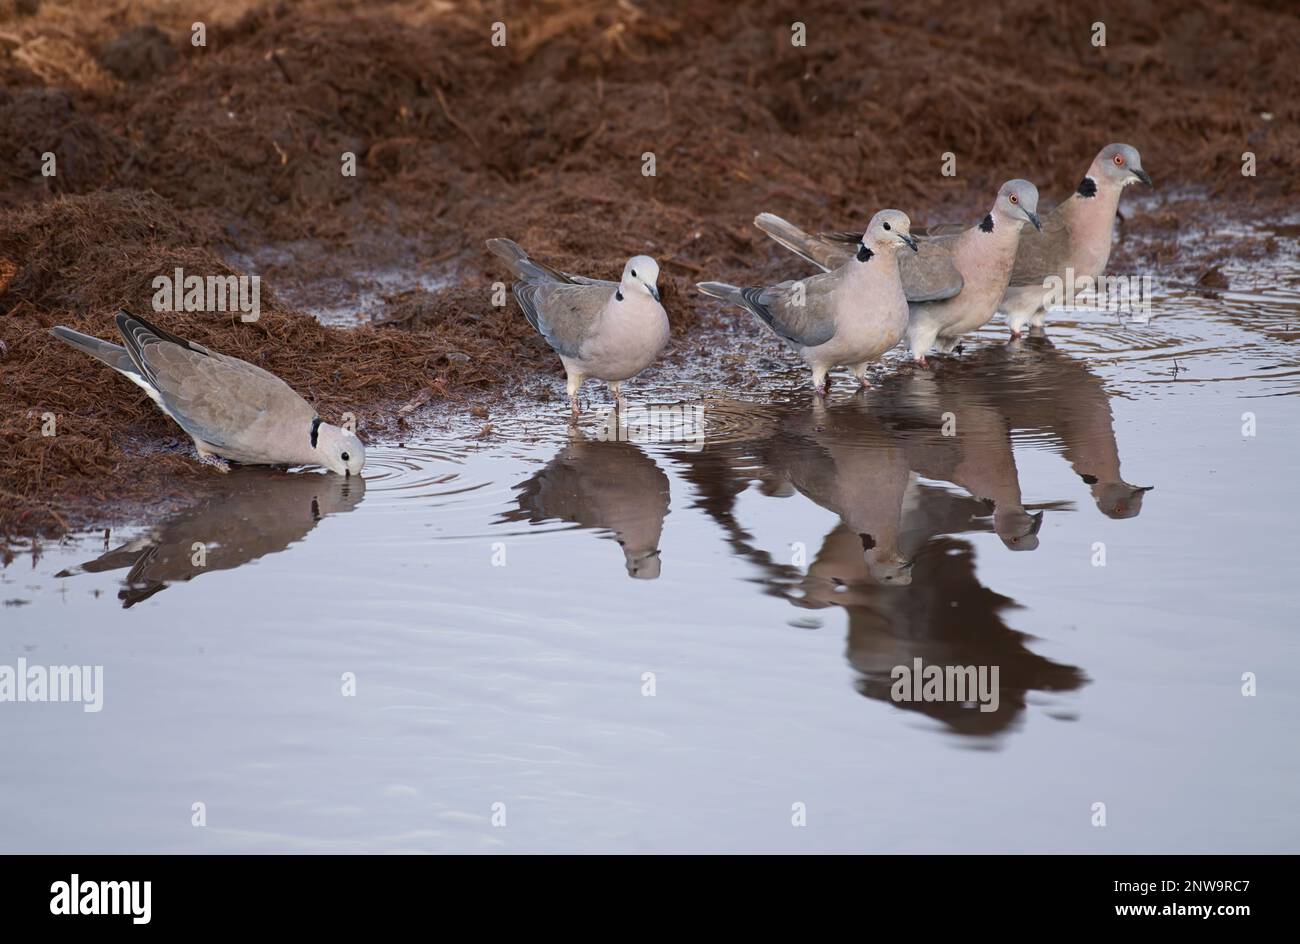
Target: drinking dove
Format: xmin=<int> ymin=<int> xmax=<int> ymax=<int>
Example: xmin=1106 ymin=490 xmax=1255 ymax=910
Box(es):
xmin=999 ymin=143 xmax=1151 ymax=336
xmin=755 ymin=181 xmax=1042 ymax=364
xmin=696 ymin=209 xmax=919 ymax=395
xmin=50 ymin=310 xmax=365 ymax=475
xmin=486 ymin=238 xmax=669 ymax=419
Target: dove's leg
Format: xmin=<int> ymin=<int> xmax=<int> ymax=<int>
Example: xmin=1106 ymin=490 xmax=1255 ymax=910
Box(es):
xmin=608 ymin=381 xmax=623 ymax=412
xmin=195 ymin=448 xmax=231 ymax=474
xmin=906 ymin=318 xmax=940 ymax=364
xmin=852 ymin=363 xmax=873 ymax=389
xmin=811 ymin=366 xmax=831 ymax=398
xmin=1006 ymin=309 xmax=1031 ymax=338
xmin=565 ymin=369 xmax=584 ymax=420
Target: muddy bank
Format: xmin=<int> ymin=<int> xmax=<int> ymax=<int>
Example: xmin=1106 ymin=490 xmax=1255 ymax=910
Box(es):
xmin=2 ymin=0 xmax=1298 ymax=538
xmin=0 ymin=191 xmax=520 ymax=536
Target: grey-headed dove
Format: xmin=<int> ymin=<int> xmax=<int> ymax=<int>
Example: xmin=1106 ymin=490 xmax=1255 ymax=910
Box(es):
xmin=486 ymin=238 xmax=669 ymax=418
xmin=755 ymin=182 xmax=1042 ymax=364
xmin=696 ymin=209 xmax=918 ymax=395
xmin=999 ymin=143 xmax=1151 ymax=335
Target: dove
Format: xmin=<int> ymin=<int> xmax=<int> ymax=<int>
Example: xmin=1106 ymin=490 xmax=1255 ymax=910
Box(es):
xmin=999 ymin=143 xmax=1152 ymax=336
xmin=696 ymin=209 xmax=918 ymax=395
xmin=486 ymin=238 xmax=669 ymax=419
xmin=49 ymin=310 xmax=365 ymax=475
xmin=756 ymin=182 xmax=1042 ymax=365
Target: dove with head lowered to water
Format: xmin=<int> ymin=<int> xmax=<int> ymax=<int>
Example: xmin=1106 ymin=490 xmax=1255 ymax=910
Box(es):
xmin=50 ymin=311 xmax=365 ymax=475
xmin=696 ymin=209 xmax=919 ymax=395
xmin=486 ymin=238 xmax=669 ymax=419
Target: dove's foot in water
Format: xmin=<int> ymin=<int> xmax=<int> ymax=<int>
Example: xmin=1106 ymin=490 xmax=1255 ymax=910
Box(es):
xmin=197 ymin=452 xmax=231 ymax=473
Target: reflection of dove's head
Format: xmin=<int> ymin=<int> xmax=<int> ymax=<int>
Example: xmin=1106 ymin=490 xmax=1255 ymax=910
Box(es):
xmin=992 ymin=179 xmax=1041 ymax=231
xmin=1092 ymin=143 xmax=1152 ymax=189
xmin=861 ymin=209 xmax=917 ymax=255
xmin=312 ymin=471 xmax=368 ymax=516
xmin=860 ymin=534 xmax=913 ymax=586
xmin=1093 ymin=482 xmax=1153 ymax=519
xmin=995 ymin=508 xmax=1043 ymax=551
xmin=624 ymin=547 xmax=662 ymax=580
xmin=314 ymin=422 xmax=367 ymax=476
xmin=620 ymin=255 xmax=661 ymax=304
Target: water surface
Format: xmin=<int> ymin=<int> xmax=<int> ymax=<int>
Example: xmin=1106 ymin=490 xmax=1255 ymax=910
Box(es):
xmin=3 ymin=262 xmax=1298 ymax=853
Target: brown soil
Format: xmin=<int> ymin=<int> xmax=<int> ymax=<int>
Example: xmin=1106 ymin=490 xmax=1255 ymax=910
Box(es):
xmin=2 ymin=0 xmax=1298 ymax=538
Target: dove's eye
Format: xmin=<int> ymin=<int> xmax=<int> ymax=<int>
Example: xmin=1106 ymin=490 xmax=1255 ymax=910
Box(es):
xmin=631 ymin=269 xmax=638 ymax=278
xmin=1009 ymin=193 xmax=1019 ymax=204
xmin=1114 ymin=154 xmax=1125 ymax=165
xmin=882 ymin=221 xmax=891 ymax=231
xmin=341 ymin=452 xmax=350 ymax=462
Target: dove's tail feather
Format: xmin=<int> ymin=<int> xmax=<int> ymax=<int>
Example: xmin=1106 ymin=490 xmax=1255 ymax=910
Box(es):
xmin=485 ymin=238 xmax=574 ymax=284
xmin=753 ymin=213 xmax=833 ymax=271
xmin=50 ymin=326 xmax=140 ymax=377
xmin=695 ymin=281 xmax=746 ymax=306
xmin=697 ymin=281 xmax=779 ymax=330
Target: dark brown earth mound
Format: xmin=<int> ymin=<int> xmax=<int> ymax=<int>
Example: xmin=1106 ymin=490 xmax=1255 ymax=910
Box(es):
xmin=2 ymin=0 xmax=1297 ymax=537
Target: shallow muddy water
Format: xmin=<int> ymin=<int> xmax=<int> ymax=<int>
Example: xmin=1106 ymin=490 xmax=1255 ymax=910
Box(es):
xmin=3 ymin=260 xmax=1299 ymax=853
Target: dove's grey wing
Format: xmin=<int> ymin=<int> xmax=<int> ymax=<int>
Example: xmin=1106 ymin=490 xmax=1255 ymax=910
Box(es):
xmin=912 ymin=221 xmax=970 ymax=238
xmin=754 ymin=214 xmax=857 ymax=272
xmin=898 ymin=234 xmax=965 ymax=302
xmin=486 ymin=238 xmax=579 ymax=284
xmin=116 ymin=311 xmax=314 ymax=451
xmin=486 ymin=237 xmax=616 ymax=287
xmin=749 ymin=275 xmax=839 ymax=348
xmin=804 ymin=231 xmax=862 ymax=271
xmin=515 ymin=281 xmax=612 ymax=359
xmin=1007 ymin=209 xmax=1073 ymax=287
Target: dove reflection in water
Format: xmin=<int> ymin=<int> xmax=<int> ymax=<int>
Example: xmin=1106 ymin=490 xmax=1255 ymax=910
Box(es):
xmin=57 ymin=471 xmax=365 ymax=607
xmin=667 ymin=376 xmax=1114 ymax=735
xmin=501 ymin=428 xmax=671 ymax=579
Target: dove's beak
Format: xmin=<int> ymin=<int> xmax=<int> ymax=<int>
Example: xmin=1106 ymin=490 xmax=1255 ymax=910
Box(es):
xmin=648 ymin=283 xmax=661 ymax=303
xmin=1132 ymin=167 xmax=1152 ymax=186
xmin=899 ymin=233 xmax=919 ymax=252
xmin=1024 ymin=209 xmax=1042 ymax=231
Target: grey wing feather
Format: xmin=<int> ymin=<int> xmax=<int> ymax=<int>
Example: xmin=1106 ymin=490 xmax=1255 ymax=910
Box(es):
xmin=1007 ymin=208 xmax=1073 ymax=287
xmin=517 ymin=281 xmax=611 ymax=359
xmin=898 ymin=235 xmax=965 ymax=302
xmin=486 ymin=237 xmax=615 ymax=288
xmin=912 ymin=221 xmax=969 ymax=238
xmin=755 ymin=210 xmax=966 ymax=306
xmin=754 ymin=213 xmax=857 ymax=272
xmin=815 ymin=231 xmax=866 ymax=268
xmin=115 ymin=311 xmax=312 ymax=452
xmin=748 ymin=277 xmax=838 ymax=348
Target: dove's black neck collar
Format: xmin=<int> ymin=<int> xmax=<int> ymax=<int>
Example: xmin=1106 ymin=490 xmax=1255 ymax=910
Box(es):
xmin=979 ymin=214 xmax=994 ymax=233
xmin=310 ymin=417 xmax=322 ymax=448
xmin=855 ymin=245 xmax=874 ymax=263
xmin=1077 ymin=176 xmax=1098 ymax=198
